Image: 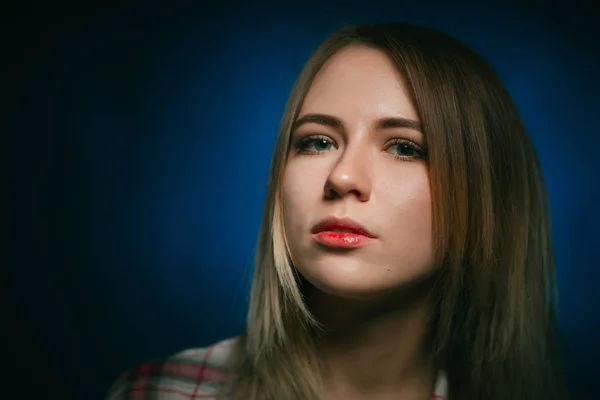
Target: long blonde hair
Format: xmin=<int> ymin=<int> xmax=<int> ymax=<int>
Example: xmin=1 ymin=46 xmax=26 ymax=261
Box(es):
xmin=224 ymin=22 xmax=569 ymax=400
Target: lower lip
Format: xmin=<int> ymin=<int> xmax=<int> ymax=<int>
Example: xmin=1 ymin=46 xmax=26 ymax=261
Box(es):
xmin=313 ymin=231 xmax=373 ymax=248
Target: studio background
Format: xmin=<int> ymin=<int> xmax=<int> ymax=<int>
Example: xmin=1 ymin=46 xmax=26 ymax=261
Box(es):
xmin=6 ymin=2 xmax=599 ymax=399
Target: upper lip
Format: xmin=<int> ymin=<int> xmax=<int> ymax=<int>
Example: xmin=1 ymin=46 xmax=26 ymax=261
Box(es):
xmin=311 ymin=216 xmax=376 ymax=238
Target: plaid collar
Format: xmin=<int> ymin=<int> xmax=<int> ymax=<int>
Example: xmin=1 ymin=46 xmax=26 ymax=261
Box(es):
xmin=107 ymin=337 xmax=448 ymax=399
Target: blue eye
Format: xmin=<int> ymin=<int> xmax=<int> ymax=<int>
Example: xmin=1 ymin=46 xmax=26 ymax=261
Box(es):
xmin=293 ymin=135 xmax=427 ymax=161
xmin=295 ymin=135 xmax=337 ymax=154
xmin=385 ymin=139 xmax=427 ymax=161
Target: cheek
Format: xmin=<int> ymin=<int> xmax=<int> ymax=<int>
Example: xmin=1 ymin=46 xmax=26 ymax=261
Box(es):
xmin=382 ymin=169 xmax=431 ymax=216
xmin=379 ymin=171 xmax=433 ymax=245
xmin=391 ymin=179 xmax=434 ymax=269
xmin=282 ymin=164 xmax=321 ymax=233
xmin=401 ymin=183 xmax=431 ymax=223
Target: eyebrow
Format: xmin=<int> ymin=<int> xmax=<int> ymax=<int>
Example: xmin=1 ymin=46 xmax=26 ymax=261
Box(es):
xmin=291 ymin=113 xmax=423 ymax=133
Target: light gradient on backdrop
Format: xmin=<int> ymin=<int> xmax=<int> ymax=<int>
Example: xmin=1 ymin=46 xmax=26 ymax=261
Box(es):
xmin=11 ymin=5 xmax=599 ymax=399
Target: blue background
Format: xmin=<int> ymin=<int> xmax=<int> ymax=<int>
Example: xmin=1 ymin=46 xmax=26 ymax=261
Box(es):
xmin=7 ymin=2 xmax=599 ymax=399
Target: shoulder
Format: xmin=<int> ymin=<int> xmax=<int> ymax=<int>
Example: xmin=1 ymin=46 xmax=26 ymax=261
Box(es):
xmin=106 ymin=337 xmax=238 ymax=400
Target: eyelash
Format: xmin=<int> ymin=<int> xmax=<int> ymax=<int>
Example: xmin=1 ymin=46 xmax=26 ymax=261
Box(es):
xmin=293 ymin=134 xmax=427 ymax=161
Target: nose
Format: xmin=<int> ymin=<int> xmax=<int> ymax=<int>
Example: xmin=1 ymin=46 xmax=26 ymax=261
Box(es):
xmin=324 ymin=145 xmax=372 ymax=202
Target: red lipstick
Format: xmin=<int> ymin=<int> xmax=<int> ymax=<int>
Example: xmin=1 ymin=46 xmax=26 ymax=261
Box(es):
xmin=311 ymin=217 xmax=376 ymax=249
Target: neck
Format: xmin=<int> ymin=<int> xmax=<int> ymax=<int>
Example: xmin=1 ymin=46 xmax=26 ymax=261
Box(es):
xmin=308 ymin=281 xmax=438 ymax=400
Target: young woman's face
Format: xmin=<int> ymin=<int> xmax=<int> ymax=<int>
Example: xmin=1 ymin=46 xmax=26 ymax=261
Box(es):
xmin=282 ymin=45 xmax=435 ymax=300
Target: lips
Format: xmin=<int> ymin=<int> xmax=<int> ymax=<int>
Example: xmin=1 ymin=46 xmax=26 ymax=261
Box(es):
xmin=311 ymin=216 xmax=376 ymax=238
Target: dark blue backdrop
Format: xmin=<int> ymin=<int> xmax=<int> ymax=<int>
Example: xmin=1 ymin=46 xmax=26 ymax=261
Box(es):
xmin=7 ymin=2 xmax=600 ymax=399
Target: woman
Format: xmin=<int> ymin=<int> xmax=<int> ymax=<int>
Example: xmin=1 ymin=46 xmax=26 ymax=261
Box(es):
xmin=107 ymin=22 xmax=569 ymax=400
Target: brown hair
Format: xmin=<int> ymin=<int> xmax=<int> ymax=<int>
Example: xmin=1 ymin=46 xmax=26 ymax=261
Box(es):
xmin=223 ymin=22 xmax=569 ymax=400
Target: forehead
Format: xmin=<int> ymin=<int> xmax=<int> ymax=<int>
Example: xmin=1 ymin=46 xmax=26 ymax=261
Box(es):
xmin=300 ymin=45 xmax=418 ymax=121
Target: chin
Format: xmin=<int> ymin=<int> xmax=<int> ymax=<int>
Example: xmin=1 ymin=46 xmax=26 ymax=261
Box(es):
xmin=302 ymin=267 xmax=404 ymax=301
xmin=298 ymin=260 xmax=439 ymax=302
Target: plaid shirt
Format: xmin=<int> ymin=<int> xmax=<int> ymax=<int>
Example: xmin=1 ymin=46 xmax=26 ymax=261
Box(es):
xmin=106 ymin=337 xmax=449 ymax=399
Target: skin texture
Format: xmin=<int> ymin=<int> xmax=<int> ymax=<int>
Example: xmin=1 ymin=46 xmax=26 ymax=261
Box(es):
xmin=282 ymin=45 xmax=438 ymax=400
xmin=283 ymin=45 xmax=435 ymax=301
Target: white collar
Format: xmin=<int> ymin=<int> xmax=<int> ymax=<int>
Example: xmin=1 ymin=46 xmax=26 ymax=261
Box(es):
xmin=432 ymin=370 xmax=448 ymax=399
